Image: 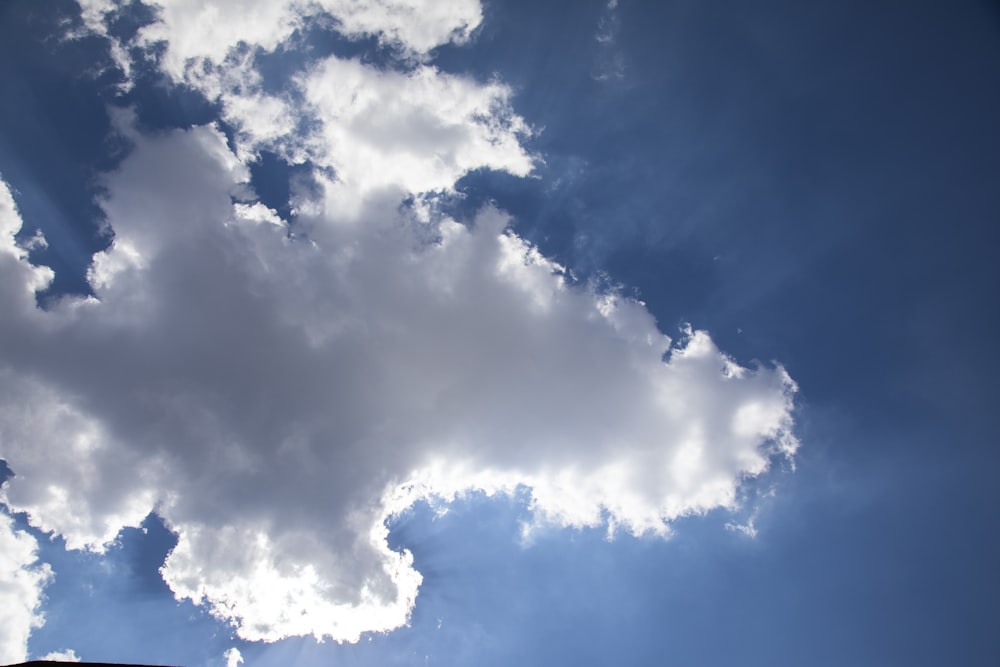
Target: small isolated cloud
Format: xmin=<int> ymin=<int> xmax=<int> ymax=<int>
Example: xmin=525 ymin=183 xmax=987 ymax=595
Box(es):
xmin=224 ymin=647 xmax=244 ymax=667
xmin=39 ymin=648 xmax=82 ymax=662
xmin=0 ymin=0 xmax=798 ymax=647
xmin=0 ymin=510 xmax=53 ymax=664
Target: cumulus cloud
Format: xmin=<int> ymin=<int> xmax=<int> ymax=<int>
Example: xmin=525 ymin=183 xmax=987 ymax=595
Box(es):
xmin=79 ymin=0 xmax=533 ymax=203
xmin=299 ymin=57 xmax=534 ymax=207
xmin=0 ymin=0 xmax=798 ymax=647
xmin=0 ymin=509 xmax=53 ymax=664
xmin=39 ymin=648 xmax=82 ymax=662
xmin=79 ymin=0 xmax=482 ymax=79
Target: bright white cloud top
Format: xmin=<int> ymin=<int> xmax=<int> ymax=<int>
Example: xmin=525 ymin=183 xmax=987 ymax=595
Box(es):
xmin=0 ymin=0 xmax=797 ymax=652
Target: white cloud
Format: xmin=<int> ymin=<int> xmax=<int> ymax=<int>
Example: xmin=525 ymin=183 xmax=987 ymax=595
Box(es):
xmin=0 ymin=120 xmax=796 ymax=642
xmin=0 ymin=510 xmax=53 ymax=664
xmin=78 ymin=0 xmax=483 ymax=83
xmin=0 ymin=0 xmax=798 ymax=647
xmin=79 ymin=0 xmax=532 ymax=201
xmin=39 ymin=648 xmax=82 ymax=662
xmin=211 ymin=54 xmax=534 ymax=219
xmin=298 ymin=57 xmax=533 ymax=219
xmin=224 ymin=647 xmax=243 ymax=667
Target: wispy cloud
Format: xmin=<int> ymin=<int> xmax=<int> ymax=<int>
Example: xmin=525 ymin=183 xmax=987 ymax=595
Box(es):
xmin=593 ymin=0 xmax=625 ymax=81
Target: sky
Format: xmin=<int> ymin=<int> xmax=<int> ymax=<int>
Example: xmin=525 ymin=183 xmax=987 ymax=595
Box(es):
xmin=0 ymin=0 xmax=998 ymax=665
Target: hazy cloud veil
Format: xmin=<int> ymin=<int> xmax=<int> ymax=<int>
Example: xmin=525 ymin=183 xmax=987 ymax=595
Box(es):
xmin=0 ymin=0 xmax=797 ymax=654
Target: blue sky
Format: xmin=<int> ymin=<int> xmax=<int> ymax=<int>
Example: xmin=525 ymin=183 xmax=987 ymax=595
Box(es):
xmin=1 ymin=1 xmax=998 ymax=665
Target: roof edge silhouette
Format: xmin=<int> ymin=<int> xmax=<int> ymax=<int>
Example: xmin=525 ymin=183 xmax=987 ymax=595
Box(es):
xmin=4 ymin=662 xmax=183 ymax=667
